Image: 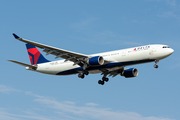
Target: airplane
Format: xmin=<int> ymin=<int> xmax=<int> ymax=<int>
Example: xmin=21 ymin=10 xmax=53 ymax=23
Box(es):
xmin=8 ymin=33 xmax=174 ymax=85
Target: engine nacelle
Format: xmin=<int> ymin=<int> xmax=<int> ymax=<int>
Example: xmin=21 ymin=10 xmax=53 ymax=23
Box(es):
xmin=123 ymin=68 xmax=138 ymax=78
xmin=87 ymin=56 xmax=104 ymax=66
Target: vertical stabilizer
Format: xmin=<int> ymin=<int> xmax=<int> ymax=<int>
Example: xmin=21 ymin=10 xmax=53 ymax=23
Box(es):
xmin=26 ymin=44 xmax=50 ymax=65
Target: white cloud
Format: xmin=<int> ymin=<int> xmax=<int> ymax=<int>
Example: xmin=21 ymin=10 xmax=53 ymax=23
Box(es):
xmin=166 ymin=0 xmax=177 ymax=7
xmin=145 ymin=0 xmax=177 ymax=6
xmin=85 ymin=102 xmax=99 ymax=106
xmin=29 ymin=93 xmax=175 ymax=120
xmin=0 ymin=111 xmax=20 ymax=120
xmin=0 ymin=88 xmax=175 ymax=120
xmin=0 ymin=110 xmax=50 ymax=120
xmin=145 ymin=0 xmax=180 ymax=22
xmin=158 ymin=11 xmax=177 ymax=18
xmin=0 ymin=85 xmax=19 ymax=93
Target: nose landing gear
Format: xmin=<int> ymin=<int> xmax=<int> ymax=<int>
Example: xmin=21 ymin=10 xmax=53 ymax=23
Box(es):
xmin=154 ymin=60 xmax=159 ymax=68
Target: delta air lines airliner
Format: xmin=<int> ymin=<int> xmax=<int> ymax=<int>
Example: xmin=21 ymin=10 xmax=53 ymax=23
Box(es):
xmin=9 ymin=33 xmax=174 ymax=85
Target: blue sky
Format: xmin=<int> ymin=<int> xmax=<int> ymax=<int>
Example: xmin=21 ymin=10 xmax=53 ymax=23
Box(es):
xmin=1 ymin=0 xmax=180 ymax=120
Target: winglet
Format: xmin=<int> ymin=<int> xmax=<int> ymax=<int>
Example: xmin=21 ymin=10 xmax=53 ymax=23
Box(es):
xmin=13 ymin=33 xmax=20 ymax=39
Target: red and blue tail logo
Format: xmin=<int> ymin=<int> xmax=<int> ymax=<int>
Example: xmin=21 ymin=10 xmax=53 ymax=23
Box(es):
xmin=26 ymin=44 xmax=50 ymax=65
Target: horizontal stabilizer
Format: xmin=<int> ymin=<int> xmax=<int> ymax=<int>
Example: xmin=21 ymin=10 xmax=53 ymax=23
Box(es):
xmin=8 ymin=60 xmax=37 ymax=70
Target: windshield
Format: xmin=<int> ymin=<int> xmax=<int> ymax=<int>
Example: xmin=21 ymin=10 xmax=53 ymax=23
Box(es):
xmin=162 ymin=46 xmax=170 ymax=48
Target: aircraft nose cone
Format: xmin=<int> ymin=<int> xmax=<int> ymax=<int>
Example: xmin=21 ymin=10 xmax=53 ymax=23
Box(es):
xmin=166 ymin=48 xmax=174 ymax=56
xmin=163 ymin=48 xmax=174 ymax=58
xmin=170 ymin=48 xmax=174 ymax=54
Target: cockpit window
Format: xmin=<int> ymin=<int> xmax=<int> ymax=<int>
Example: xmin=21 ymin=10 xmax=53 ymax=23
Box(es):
xmin=163 ymin=46 xmax=170 ymax=48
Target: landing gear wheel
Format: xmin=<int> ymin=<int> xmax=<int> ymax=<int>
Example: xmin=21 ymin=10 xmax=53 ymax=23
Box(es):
xmin=83 ymin=70 xmax=89 ymax=75
xmin=98 ymin=80 xmax=104 ymax=85
xmin=105 ymin=78 xmax=109 ymax=82
xmin=81 ymin=74 xmax=85 ymax=79
xmin=78 ymin=73 xmax=82 ymax=78
xmin=102 ymin=77 xmax=109 ymax=82
xmin=78 ymin=73 xmax=85 ymax=79
xmin=154 ymin=64 xmax=158 ymax=68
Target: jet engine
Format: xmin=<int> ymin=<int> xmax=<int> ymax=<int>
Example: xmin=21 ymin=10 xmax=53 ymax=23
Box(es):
xmin=123 ymin=68 xmax=138 ymax=78
xmin=87 ymin=56 xmax=104 ymax=66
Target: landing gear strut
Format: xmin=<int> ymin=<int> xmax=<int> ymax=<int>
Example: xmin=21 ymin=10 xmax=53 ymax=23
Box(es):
xmin=154 ymin=60 xmax=159 ymax=68
xmin=83 ymin=70 xmax=89 ymax=75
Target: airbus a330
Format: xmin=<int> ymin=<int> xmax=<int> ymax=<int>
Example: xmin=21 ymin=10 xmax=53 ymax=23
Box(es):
xmin=9 ymin=33 xmax=174 ymax=85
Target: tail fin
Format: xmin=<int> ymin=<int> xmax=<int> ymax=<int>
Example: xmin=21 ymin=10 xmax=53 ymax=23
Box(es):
xmin=26 ymin=44 xmax=50 ymax=65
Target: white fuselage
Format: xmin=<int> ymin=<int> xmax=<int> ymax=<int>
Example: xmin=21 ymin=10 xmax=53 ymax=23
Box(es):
xmin=29 ymin=44 xmax=174 ymax=75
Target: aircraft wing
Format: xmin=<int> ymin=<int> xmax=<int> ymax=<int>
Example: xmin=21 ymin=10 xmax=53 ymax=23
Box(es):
xmin=13 ymin=33 xmax=89 ymax=66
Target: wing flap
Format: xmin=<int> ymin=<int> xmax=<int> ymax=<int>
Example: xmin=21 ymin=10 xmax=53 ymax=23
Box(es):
xmin=101 ymin=67 xmax=124 ymax=78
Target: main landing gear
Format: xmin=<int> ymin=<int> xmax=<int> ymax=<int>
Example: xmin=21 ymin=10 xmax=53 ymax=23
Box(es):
xmin=78 ymin=70 xmax=109 ymax=85
xmin=78 ymin=70 xmax=89 ymax=79
xmin=154 ymin=60 xmax=159 ymax=68
xmin=98 ymin=76 xmax=109 ymax=85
